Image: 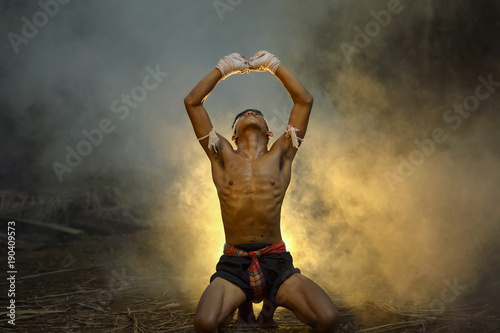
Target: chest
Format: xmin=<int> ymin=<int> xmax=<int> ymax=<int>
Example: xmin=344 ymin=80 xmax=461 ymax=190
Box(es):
xmin=213 ymin=151 xmax=289 ymax=190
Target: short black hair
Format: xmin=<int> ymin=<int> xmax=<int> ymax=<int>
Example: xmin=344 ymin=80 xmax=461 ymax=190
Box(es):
xmin=232 ymin=109 xmax=265 ymax=130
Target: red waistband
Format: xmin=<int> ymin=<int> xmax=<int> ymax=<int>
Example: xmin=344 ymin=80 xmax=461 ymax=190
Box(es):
xmin=223 ymin=240 xmax=286 ymax=257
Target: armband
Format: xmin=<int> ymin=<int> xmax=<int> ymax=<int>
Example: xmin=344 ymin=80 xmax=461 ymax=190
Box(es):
xmin=197 ymin=128 xmax=220 ymax=153
xmin=285 ymin=124 xmax=304 ymax=149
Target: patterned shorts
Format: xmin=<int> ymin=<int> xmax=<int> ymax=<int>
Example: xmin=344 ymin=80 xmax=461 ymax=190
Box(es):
xmin=209 ymin=242 xmax=301 ymax=304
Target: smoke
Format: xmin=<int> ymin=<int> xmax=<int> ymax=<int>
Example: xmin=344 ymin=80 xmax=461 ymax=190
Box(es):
xmin=1 ymin=0 xmax=499 ymax=309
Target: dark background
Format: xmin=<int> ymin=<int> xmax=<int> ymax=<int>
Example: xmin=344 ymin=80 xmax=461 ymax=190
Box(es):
xmin=1 ymin=0 xmax=499 ymax=331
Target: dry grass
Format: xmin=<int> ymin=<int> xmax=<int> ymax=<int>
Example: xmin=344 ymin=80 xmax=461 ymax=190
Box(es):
xmin=0 ymin=189 xmax=499 ymax=332
xmin=0 ymin=229 xmax=497 ymax=333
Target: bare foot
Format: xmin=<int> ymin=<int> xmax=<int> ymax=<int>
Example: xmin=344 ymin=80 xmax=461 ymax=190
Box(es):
xmin=237 ymin=300 xmax=256 ymax=326
xmin=236 ymin=315 xmax=256 ymax=326
xmin=256 ymin=313 xmax=278 ymax=327
xmin=255 ymin=297 xmax=278 ymax=327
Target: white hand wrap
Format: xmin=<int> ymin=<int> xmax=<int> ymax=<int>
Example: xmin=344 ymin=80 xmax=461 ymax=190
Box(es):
xmin=249 ymin=50 xmax=281 ymax=74
xmin=215 ymin=52 xmax=250 ymax=80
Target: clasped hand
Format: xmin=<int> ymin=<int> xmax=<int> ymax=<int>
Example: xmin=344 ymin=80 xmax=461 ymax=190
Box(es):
xmin=216 ymin=51 xmax=280 ymax=79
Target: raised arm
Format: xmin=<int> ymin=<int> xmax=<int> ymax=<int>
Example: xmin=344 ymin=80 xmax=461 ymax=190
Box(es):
xmin=249 ymin=51 xmax=313 ymax=153
xmin=184 ymin=68 xmax=222 ymax=142
xmin=274 ymin=64 xmax=314 ymax=140
xmin=184 ymin=53 xmax=249 ymax=156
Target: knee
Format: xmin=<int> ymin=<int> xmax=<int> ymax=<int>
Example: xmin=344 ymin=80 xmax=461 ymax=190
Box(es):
xmin=194 ymin=311 xmax=234 ymax=333
xmin=316 ymin=307 xmax=340 ymax=333
xmin=194 ymin=313 xmax=218 ymax=333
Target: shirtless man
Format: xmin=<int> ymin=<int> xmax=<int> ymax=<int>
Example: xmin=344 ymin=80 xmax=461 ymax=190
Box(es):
xmin=184 ymin=51 xmax=340 ymax=333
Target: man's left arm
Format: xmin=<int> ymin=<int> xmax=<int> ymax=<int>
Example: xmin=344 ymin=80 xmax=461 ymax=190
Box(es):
xmin=250 ymin=51 xmax=313 ymax=155
xmin=274 ymin=64 xmax=314 ymax=144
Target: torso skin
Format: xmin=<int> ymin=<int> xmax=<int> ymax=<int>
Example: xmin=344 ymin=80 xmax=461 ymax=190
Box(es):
xmin=211 ymin=134 xmax=293 ymax=244
xmin=184 ymin=64 xmax=313 ymax=246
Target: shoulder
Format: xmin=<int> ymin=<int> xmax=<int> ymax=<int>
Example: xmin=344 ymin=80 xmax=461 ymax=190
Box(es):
xmin=270 ymin=132 xmax=299 ymax=161
xmin=208 ymin=133 xmax=237 ymax=167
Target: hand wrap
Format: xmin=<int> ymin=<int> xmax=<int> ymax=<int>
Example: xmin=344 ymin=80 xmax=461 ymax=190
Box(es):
xmin=215 ymin=52 xmax=250 ymax=79
xmin=249 ymin=50 xmax=281 ymax=74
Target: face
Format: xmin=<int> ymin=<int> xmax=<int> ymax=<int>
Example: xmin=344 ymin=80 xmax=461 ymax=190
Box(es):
xmin=234 ymin=110 xmax=266 ymax=135
xmin=232 ymin=110 xmax=273 ymax=143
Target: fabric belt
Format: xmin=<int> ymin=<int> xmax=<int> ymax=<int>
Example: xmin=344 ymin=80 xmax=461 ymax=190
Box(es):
xmin=223 ymin=240 xmax=287 ymax=303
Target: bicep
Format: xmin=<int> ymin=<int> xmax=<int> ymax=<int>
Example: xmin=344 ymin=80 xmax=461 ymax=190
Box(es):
xmin=184 ymin=101 xmax=214 ymax=140
xmin=184 ymin=101 xmax=233 ymax=159
xmin=287 ymin=99 xmax=313 ymax=140
xmin=184 ymin=100 xmax=219 ymax=158
xmin=281 ymin=100 xmax=313 ymax=156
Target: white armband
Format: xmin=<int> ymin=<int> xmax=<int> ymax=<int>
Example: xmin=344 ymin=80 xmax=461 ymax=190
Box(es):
xmin=285 ymin=124 xmax=304 ymax=149
xmin=197 ymin=128 xmax=220 ymax=153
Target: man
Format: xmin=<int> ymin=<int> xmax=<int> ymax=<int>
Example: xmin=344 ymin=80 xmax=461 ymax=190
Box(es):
xmin=184 ymin=51 xmax=340 ymax=333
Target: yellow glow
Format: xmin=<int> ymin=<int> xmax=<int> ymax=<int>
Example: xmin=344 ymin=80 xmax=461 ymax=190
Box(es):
xmin=152 ymin=69 xmax=498 ymax=307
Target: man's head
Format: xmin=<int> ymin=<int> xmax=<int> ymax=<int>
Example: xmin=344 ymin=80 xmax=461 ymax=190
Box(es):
xmin=231 ymin=109 xmax=273 ymax=144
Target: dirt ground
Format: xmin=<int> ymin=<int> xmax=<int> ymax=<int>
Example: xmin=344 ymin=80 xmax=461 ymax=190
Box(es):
xmin=1 ymin=225 xmax=499 ymax=333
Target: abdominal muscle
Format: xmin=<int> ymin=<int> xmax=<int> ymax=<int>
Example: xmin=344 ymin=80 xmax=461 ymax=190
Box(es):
xmin=220 ymin=195 xmax=284 ymax=244
xmin=216 ymin=171 xmax=287 ymax=245
xmin=211 ymin=143 xmax=293 ymax=245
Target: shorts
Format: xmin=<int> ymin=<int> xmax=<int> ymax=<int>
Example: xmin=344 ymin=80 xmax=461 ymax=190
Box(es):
xmin=210 ymin=242 xmax=301 ymax=304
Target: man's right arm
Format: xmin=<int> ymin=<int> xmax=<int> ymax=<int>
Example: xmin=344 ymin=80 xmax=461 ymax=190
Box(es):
xmin=184 ymin=53 xmax=250 ymax=156
xmin=184 ymin=68 xmax=223 ymax=156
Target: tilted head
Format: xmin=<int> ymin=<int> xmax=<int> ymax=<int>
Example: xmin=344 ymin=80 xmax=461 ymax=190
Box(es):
xmin=231 ymin=109 xmax=273 ymax=145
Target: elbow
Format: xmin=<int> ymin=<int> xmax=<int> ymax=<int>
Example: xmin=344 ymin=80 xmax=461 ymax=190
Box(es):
xmin=183 ymin=94 xmax=194 ymax=107
xmin=296 ymin=92 xmax=314 ymax=106
xmin=304 ymin=93 xmax=314 ymax=106
xmin=184 ymin=93 xmax=201 ymax=107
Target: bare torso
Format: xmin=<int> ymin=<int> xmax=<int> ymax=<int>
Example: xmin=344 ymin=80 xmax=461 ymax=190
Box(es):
xmin=186 ymin=58 xmax=339 ymax=332
xmin=211 ymin=135 xmax=292 ymax=244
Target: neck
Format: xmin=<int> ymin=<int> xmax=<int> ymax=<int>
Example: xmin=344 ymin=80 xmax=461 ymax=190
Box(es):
xmin=236 ymin=129 xmax=268 ymax=159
